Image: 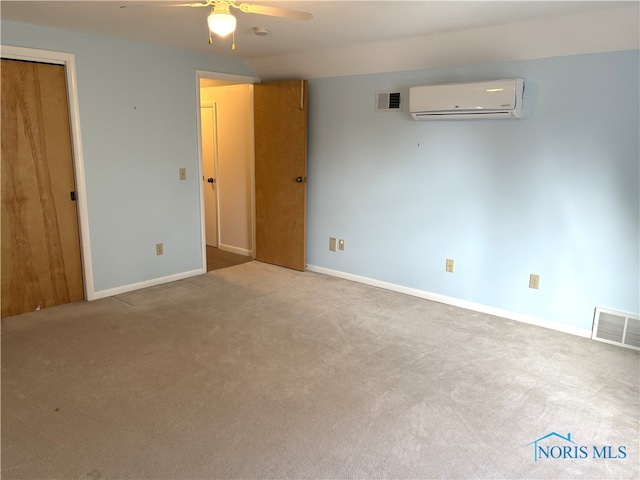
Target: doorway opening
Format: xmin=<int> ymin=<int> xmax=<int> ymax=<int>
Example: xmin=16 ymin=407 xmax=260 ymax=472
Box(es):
xmin=196 ymin=71 xmax=259 ymax=272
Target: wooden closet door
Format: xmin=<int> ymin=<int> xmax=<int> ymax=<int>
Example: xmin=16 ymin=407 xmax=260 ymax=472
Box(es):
xmin=1 ymin=59 xmax=83 ymax=318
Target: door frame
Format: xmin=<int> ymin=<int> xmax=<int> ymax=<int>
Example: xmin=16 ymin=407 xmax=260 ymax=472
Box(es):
xmin=195 ymin=70 xmax=260 ymax=272
xmin=1 ymin=45 xmax=94 ymax=300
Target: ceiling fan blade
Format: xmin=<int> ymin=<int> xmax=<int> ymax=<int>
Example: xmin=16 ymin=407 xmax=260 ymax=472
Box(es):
xmin=236 ymin=3 xmax=313 ymax=21
xmin=119 ymin=2 xmax=210 ymax=8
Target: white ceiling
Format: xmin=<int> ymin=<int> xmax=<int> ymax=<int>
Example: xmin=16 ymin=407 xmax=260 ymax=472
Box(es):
xmin=2 ymin=1 xmax=638 ymax=79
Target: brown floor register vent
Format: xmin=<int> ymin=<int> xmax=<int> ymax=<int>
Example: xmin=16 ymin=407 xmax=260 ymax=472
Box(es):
xmin=592 ymin=307 xmax=640 ymax=351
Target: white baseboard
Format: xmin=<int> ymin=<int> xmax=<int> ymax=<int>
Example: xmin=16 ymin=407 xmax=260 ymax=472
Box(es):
xmin=305 ymin=264 xmax=592 ymax=339
xmin=90 ymin=268 xmax=205 ymax=300
xmin=219 ymin=244 xmax=252 ymax=257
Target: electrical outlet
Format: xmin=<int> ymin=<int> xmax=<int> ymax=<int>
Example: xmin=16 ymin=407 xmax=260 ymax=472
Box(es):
xmin=179 ymin=168 xmax=186 ymax=181
xmin=329 ymin=237 xmax=337 ymax=252
xmin=529 ymin=274 xmax=540 ymax=289
xmin=446 ymin=258 xmax=454 ymax=273
xmin=338 ymin=239 xmax=345 ymax=251
xmin=156 ymin=243 xmax=164 ymax=256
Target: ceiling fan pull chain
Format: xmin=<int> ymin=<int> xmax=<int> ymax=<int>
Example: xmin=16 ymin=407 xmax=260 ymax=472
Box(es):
xmin=232 ymin=30 xmax=236 ymax=51
xmin=208 ymin=29 xmax=212 ymax=45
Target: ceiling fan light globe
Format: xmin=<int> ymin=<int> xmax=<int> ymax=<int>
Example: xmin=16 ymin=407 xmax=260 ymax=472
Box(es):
xmin=207 ymin=12 xmax=236 ymax=37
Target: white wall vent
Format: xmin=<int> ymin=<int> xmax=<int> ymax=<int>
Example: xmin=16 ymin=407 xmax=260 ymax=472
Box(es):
xmin=592 ymin=307 xmax=640 ymax=351
xmin=375 ymin=90 xmax=401 ymax=112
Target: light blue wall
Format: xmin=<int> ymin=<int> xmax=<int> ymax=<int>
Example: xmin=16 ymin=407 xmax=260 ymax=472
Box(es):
xmin=1 ymin=20 xmax=255 ymax=292
xmin=307 ymin=50 xmax=640 ymax=330
xmin=3 ymin=19 xmax=638 ymax=330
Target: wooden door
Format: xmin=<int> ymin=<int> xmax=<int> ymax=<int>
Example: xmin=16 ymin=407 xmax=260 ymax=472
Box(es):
xmin=254 ymin=80 xmax=308 ymax=271
xmin=201 ymin=106 xmax=218 ymax=247
xmin=1 ymin=59 xmax=83 ymax=318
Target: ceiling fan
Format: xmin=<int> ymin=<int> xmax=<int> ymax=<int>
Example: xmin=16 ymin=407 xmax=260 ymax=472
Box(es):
xmin=121 ymin=1 xmax=313 ymax=50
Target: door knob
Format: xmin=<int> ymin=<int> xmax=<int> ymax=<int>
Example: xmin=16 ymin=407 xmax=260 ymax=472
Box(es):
xmin=207 ymin=178 xmax=215 ymax=183
xmin=295 ymin=177 xmax=307 ymax=183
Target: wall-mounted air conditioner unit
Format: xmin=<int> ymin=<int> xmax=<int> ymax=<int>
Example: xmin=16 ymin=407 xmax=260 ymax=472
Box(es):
xmin=409 ymin=79 xmax=525 ymax=120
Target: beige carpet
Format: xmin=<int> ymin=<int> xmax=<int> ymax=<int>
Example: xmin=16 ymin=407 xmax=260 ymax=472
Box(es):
xmin=206 ymin=246 xmax=253 ymax=271
xmin=1 ymin=262 xmax=638 ymax=479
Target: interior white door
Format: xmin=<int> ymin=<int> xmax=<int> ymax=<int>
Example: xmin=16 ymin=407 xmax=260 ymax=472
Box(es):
xmin=201 ymin=106 xmax=218 ymax=247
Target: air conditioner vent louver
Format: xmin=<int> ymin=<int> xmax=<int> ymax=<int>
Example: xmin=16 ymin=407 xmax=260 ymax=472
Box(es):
xmin=592 ymin=307 xmax=640 ymax=351
xmin=388 ymin=92 xmax=401 ymax=109
xmin=375 ymin=90 xmax=401 ymax=112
